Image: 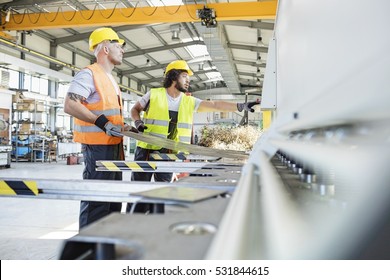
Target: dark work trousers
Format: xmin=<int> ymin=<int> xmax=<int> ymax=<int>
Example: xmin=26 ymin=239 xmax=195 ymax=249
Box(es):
xmin=79 ymin=143 xmax=123 ymax=229
xmin=128 ymin=146 xmax=172 ymax=213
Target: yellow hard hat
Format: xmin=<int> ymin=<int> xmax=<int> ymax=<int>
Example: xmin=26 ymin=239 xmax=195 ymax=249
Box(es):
xmin=89 ymin=27 xmax=125 ymax=51
xmin=165 ymin=60 xmax=193 ymax=76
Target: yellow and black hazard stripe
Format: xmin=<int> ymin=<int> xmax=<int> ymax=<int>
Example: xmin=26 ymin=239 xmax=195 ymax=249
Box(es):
xmin=96 ymin=161 xmax=157 ymax=171
xmin=0 ymin=180 xmax=38 ymax=196
xmin=150 ymin=153 xmax=187 ymax=161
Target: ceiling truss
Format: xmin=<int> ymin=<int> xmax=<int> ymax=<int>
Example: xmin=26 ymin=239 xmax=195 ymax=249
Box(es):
xmin=0 ymin=1 xmax=277 ymax=98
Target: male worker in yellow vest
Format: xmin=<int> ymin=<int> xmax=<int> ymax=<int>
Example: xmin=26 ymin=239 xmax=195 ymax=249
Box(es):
xmin=130 ymin=60 xmax=259 ymax=213
xmin=64 ymin=27 xmax=128 ymax=229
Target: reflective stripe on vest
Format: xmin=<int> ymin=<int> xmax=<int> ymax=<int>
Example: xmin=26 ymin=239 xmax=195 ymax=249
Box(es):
xmin=73 ymin=63 xmax=124 ymax=145
xmin=137 ymin=88 xmax=195 ymax=150
xmin=177 ymin=122 xmax=192 ymax=129
xmin=144 ymin=119 xmax=169 ymax=126
xmin=89 ymin=108 xmax=121 ymax=116
xmin=175 ymin=92 xmax=195 ymax=145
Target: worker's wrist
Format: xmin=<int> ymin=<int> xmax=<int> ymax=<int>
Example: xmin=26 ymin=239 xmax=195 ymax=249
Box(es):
xmin=237 ymin=103 xmax=244 ymax=112
xmin=94 ymin=114 xmax=110 ymax=131
xmin=134 ymin=120 xmax=144 ymax=128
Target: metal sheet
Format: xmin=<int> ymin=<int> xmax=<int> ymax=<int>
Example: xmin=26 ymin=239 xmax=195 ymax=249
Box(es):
xmin=122 ymin=130 xmax=249 ymax=160
xmin=95 ymin=160 xmax=238 ymax=173
xmin=149 ymin=152 xmax=221 ymax=161
xmin=63 ymin=197 xmax=230 ymax=259
xmin=0 ymin=178 xmax=235 ymax=202
xmin=132 ymin=186 xmax=227 ymax=203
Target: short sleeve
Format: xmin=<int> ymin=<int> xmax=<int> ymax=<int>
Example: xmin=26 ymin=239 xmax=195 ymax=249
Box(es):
xmin=139 ymin=91 xmax=151 ymax=109
xmin=193 ymin=97 xmax=202 ymax=112
xmin=67 ymin=69 xmax=96 ymax=100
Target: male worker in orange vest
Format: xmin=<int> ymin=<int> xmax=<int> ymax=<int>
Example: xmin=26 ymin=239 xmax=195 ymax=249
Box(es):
xmin=64 ymin=27 xmax=129 ymax=229
xmin=129 ymin=60 xmax=260 ymax=213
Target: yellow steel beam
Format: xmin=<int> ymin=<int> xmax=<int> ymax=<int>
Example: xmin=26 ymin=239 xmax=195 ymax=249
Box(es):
xmin=1 ymin=1 xmax=277 ymax=31
xmin=0 ymin=31 xmax=16 ymax=41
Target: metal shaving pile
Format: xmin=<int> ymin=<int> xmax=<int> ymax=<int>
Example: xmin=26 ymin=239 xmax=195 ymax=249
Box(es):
xmin=198 ymin=125 xmax=262 ymax=152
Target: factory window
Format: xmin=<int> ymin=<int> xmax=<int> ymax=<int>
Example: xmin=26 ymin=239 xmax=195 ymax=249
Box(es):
xmin=8 ymin=69 xmax=20 ymax=89
xmin=57 ymin=83 xmax=70 ymax=99
xmin=23 ymin=74 xmax=49 ymax=95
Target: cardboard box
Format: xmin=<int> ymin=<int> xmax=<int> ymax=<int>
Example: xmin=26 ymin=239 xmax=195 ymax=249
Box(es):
xmin=12 ymin=92 xmax=30 ymax=103
xmin=17 ymin=102 xmax=34 ymax=111
xmin=19 ymin=123 xmax=31 ymax=133
xmin=12 ymin=92 xmax=21 ymax=103
xmin=35 ymin=102 xmax=45 ymax=112
xmin=67 ymin=155 xmax=78 ymax=165
xmin=16 ymin=101 xmax=45 ymax=112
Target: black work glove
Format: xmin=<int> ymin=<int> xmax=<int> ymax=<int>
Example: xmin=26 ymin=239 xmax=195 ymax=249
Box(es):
xmin=94 ymin=114 xmax=123 ymax=137
xmin=237 ymin=99 xmax=260 ymax=113
xmin=129 ymin=126 xmax=139 ymax=133
xmin=135 ymin=120 xmax=148 ymax=133
xmin=123 ymin=123 xmax=139 ymax=133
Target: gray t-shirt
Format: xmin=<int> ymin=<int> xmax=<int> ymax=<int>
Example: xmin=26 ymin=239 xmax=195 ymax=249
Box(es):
xmin=67 ymin=68 xmax=120 ymax=103
xmin=67 ymin=69 xmax=100 ymax=103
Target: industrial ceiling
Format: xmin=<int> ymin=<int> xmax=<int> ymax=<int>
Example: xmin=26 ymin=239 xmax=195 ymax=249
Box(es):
xmin=0 ymin=0 xmax=276 ymax=100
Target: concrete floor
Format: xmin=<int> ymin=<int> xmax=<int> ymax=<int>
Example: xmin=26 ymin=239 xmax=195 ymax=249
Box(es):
xmin=0 ymin=160 xmax=133 ymax=260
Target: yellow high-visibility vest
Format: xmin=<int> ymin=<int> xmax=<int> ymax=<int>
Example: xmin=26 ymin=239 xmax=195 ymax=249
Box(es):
xmin=137 ymin=87 xmax=195 ymax=150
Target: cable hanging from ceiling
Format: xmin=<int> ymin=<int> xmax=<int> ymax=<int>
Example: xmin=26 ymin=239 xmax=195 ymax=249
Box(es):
xmin=159 ymin=0 xmax=182 ymax=15
xmin=184 ymin=0 xmax=200 ymax=21
xmin=2 ymin=1 xmax=201 ymax=26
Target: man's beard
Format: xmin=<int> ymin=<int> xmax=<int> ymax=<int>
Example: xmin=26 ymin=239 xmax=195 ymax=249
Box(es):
xmin=175 ymin=82 xmax=187 ymax=93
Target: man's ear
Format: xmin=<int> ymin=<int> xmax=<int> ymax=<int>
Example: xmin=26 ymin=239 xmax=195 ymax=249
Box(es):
xmin=103 ymin=46 xmax=109 ymax=54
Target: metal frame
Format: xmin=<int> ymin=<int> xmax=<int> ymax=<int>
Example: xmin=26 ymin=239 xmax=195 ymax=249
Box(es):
xmin=206 ymin=0 xmax=390 ymax=259
xmin=0 ymin=1 xmax=276 ymax=97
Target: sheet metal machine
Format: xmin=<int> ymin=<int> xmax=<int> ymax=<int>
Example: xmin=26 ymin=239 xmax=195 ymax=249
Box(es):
xmin=3 ymin=0 xmax=390 ymax=260
xmin=1 ymin=131 xmax=248 ymax=259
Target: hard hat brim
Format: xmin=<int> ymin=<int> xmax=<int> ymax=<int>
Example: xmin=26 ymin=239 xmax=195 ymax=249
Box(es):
xmin=117 ymin=39 xmax=125 ymax=46
xmin=89 ymin=38 xmax=126 ymax=51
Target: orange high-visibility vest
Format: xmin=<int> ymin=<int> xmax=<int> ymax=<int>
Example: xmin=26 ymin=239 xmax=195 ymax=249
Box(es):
xmin=73 ymin=63 xmax=123 ymax=145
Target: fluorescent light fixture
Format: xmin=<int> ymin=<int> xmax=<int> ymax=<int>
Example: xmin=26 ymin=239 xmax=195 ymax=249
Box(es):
xmin=171 ymin=30 xmax=180 ymax=41
xmin=5 ymin=10 xmax=11 ymax=22
xmin=146 ymin=59 xmax=152 ymax=67
xmin=170 ymin=24 xmax=181 ymax=41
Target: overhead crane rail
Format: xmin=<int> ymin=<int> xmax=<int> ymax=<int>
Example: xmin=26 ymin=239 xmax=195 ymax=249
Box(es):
xmin=1 ymin=1 xmax=277 ymax=31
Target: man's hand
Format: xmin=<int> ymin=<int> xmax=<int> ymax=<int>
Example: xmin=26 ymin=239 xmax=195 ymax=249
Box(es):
xmin=104 ymin=122 xmax=123 ymax=137
xmin=94 ymin=114 xmax=123 ymax=137
xmin=135 ymin=120 xmax=148 ymax=132
xmin=124 ymin=123 xmax=139 ymax=133
xmin=237 ymin=99 xmax=260 ymax=113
